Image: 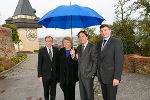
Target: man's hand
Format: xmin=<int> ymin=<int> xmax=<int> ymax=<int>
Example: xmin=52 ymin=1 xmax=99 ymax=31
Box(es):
xmin=113 ymin=79 xmax=119 ymax=86
xmin=38 ymin=77 xmax=42 ymax=83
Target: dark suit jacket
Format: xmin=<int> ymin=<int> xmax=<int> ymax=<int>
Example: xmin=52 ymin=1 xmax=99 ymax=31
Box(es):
xmin=97 ymin=37 xmax=124 ymax=84
xmin=38 ymin=46 xmax=59 ymax=80
xmin=77 ymin=42 xmax=97 ymax=79
xmin=58 ymin=48 xmax=78 ymax=85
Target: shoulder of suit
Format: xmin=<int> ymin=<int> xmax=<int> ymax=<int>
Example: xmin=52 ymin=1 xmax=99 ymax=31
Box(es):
xmin=97 ymin=40 xmax=102 ymax=44
xmin=110 ymin=37 xmax=123 ymax=46
xmin=39 ymin=47 xmax=46 ymax=51
xmin=58 ymin=48 xmax=64 ymax=55
xmin=52 ymin=46 xmax=59 ymax=51
xmin=111 ymin=37 xmax=122 ymax=42
xmin=38 ymin=47 xmax=46 ymax=54
xmin=88 ymin=42 xmax=96 ymax=47
xmin=59 ymin=47 xmax=65 ymax=52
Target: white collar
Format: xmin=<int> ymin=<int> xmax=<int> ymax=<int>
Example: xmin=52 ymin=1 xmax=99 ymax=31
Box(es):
xmin=103 ymin=36 xmax=111 ymax=41
xmin=46 ymin=46 xmax=52 ymax=50
xmin=83 ymin=40 xmax=88 ymax=47
xmin=46 ymin=46 xmax=53 ymax=53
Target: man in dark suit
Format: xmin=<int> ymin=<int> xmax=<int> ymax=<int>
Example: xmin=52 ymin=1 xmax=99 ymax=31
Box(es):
xmin=97 ymin=24 xmax=124 ymax=100
xmin=71 ymin=31 xmax=97 ymax=100
xmin=38 ymin=36 xmax=58 ymax=100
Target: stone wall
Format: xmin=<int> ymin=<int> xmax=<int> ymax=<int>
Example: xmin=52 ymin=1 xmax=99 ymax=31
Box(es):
xmin=124 ymin=54 xmax=150 ymax=74
xmin=0 ymin=26 xmax=16 ymax=59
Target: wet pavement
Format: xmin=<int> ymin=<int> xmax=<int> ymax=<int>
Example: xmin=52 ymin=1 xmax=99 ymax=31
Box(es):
xmin=117 ymin=72 xmax=150 ymax=100
xmin=0 ymin=53 xmax=150 ymax=100
xmin=0 ymin=53 xmax=80 ymax=100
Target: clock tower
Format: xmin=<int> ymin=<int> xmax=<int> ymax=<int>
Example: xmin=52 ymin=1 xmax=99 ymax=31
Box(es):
xmin=6 ymin=0 xmax=42 ymax=52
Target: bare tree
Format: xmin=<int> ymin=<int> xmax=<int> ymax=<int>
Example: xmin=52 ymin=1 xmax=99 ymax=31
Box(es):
xmin=114 ymin=0 xmax=135 ymax=21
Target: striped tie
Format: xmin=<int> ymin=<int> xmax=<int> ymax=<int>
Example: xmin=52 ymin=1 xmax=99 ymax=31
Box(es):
xmin=49 ymin=48 xmax=52 ymax=61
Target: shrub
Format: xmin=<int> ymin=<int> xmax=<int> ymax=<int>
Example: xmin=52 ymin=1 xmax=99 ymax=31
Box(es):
xmin=34 ymin=50 xmax=39 ymax=53
xmin=9 ymin=54 xmax=27 ymax=64
xmin=0 ymin=54 xmax=27 ymax=72
xmin=1 ymin=60 xmax=15 ymax=68
xmin=0 ymin=66 xmax=5 ymax=72
xmin=4 ymin=65 xmax=10 ymax=70
xmin=9 ymin=57 xmax=19 ymax=64
xmin=0 ymin=62 xmax=2 ymax=66
xmin=0 ymin=57 xmax=5 ymax=61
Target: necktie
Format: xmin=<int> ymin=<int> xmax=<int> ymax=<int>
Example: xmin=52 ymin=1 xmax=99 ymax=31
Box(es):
xmin=49 ymin=48 xmax=52 ymax=61
xmin=82 ymin=45 xmax=85 ymax=54
xmin=103 ymin=40 xmax=107 ymax=46
xmin=101 ymin=40 xmax=107 ymax=51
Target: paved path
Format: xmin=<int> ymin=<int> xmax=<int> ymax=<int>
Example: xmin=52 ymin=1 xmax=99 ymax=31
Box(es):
xmin=0 ymin=53 xmax=150 ymax=100
xmin=117 ymin=72 xmax=150 ymax=100
xmin=0 ymin=54 xmax=81 ymax=100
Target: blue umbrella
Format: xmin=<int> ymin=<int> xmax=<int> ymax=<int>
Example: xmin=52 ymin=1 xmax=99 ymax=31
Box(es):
xmin=37 ymin=4 xmax=105 ymax=38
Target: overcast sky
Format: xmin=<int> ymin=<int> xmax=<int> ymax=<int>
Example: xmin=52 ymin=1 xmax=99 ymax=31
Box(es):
xmin=0 ymin=0 xmax=116 ymax=38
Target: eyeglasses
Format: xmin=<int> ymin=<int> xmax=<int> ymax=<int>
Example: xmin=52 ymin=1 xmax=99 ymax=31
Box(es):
xmin=45 ymin=41 xmax=52 ymax=42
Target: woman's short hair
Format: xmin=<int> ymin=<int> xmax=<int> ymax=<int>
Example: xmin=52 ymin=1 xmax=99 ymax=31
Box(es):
xmin=62 ymin=37 xmax=72 ymax=46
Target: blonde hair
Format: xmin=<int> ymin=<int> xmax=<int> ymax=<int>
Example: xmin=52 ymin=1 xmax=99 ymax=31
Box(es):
xmin=62 ymin=37 xmax=72 ymax=46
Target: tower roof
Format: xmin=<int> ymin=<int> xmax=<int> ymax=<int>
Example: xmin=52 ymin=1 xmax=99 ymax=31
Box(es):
xmin=13 ymin=0 xmax=36 ymax=16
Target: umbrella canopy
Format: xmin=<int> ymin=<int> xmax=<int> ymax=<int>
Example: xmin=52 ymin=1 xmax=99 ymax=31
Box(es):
xmin=37 ymin=4 xmax=105 ymax=38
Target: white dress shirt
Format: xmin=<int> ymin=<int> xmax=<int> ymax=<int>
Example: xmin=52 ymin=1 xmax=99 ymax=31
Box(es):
xmin=101 ymin=36 xmax=111 ymax=51
xmin=82 ymin=40 xmax=88 ymax=50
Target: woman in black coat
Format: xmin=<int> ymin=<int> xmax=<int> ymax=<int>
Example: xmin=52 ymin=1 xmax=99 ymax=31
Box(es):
xmin=58 ymin=37 xmax=78 ymax=100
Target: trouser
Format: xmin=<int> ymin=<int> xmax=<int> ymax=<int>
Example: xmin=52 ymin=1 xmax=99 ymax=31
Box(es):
xmin=100 ymin=80 xmax=118 ymax=100
xmin=79 ymin=76 xmax=94 ymax=100
xmin=42 ymin=77 xmax=57 ymax=100
xmin=60 ymin=84 xmax=75 ymax=100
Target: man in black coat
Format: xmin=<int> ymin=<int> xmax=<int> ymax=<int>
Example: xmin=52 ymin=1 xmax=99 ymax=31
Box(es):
xmin=97 ymin=24 xmax=124 ymax=100
xmin=38 ymin=36 xmax=58 ymax=100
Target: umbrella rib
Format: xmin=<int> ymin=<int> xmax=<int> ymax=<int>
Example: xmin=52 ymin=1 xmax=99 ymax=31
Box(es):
xmin=95 ymin=17 xmax=104 ymax=25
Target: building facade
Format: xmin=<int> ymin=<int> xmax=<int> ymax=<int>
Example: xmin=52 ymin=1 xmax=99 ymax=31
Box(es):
xmin=6 ymin=0 xmax=42 ymax=52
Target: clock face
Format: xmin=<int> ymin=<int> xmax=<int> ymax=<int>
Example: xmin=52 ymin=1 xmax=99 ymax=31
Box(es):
xmin=26 ymin=29 xmax=37 ymax=41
